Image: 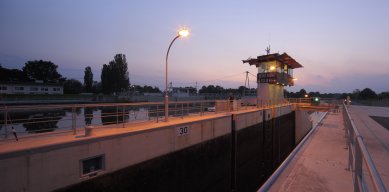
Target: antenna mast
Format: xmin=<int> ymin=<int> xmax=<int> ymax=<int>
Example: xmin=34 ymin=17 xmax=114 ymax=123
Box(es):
xmin=265 ymin=45 xmax=271 ymax=55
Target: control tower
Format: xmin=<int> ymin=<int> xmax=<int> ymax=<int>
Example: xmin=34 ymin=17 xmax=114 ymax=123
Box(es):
xmin=242 ymin=52 xmax=303 ymax=104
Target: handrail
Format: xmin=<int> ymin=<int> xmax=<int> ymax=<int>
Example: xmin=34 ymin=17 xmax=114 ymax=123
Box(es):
xmin=343 ymin=103 xmax=387 ymax=192
xmin=258 ymin=111 xmax=328 ymax=192
xmin=1 ymin=99 xmax=292 ymax=140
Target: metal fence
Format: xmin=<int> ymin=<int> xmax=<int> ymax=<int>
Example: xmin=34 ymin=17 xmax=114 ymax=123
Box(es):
xmin=0 ymin=100 xmax=220 ymax=140
xmin=2 ymin=99 xmax=287 ymax=141
xmin=287 ymin=97 xmax=343 ymax=105
xmin=343 ymin=103 xmax=387 ymax=192
xmin=0 ymin=98 xmax=310 ymax=141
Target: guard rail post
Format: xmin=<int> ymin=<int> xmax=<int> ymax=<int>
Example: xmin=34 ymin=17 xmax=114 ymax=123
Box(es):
xmin=156 ymin=104 xmax=159 ymax=123
xmin=122 ymin=106 xmax=125 ymax=128
xmin=72 ymin=107 xmax=76 ymax=135
xmin=4 ymin=106 xmax=8 ymax=139
xmin=354 ymin=136 xmax=363 ymax=192
xmin=116 ymin=105 xmax=119 ymax=125
xmin=181 ymin=103 xmax=184 ymax=119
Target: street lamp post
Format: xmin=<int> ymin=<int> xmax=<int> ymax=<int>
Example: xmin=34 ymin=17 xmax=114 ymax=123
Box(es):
xmin=165 ymin=28 xmax=189 ymax=122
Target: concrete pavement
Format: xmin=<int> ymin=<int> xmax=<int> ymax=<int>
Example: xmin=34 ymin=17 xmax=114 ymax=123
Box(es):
xmin=269 ymin=110 xmax=353 ymax=192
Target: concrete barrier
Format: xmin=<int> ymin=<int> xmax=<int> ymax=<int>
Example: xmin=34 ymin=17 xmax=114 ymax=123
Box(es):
xmin=0 ymin=105 xmax=302 ymax=192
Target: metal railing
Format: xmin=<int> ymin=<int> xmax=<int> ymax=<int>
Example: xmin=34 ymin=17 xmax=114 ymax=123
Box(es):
xmin=343 ymin=103 xmax=387 ymax=192
xmin=0 ymin=100 xmax=221 ymax=140
xmin=287 ymin=97 xmax=343 ymax=105
xmin=0 ymin=99 xmax=292 ymax=141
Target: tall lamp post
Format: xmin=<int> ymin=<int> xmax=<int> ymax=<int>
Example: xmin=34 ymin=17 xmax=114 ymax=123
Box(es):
xmin=165 ymin=28 xmax=189 ymax=122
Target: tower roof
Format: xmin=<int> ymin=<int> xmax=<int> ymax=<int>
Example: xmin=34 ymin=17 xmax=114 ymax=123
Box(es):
xmin=242 ymin=53 xmax=303 ymax=69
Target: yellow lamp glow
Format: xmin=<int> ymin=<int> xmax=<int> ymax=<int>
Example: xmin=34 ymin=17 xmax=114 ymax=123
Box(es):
xmin=292 ymin=78 xmax=298 ymax=81
xmin=269 ymin=66 xmax=276 ymax=71
xmin=178 ymin=29 xmax=189 ymax=37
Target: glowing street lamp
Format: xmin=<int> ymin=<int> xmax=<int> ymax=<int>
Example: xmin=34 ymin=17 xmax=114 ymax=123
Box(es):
xmin=178 ymin=29 xmax=189 ymax=37
xmin=165 ymin=28 xmax=190 ymax=122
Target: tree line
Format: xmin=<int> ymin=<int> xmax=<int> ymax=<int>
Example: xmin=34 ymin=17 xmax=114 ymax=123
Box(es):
xmin=0 ymin=54 xmax=130 ymax=94
xmin=1 ymin=56 xmax=388 ymax=99
xmin=285 ymin=88 xmax=389 ymax=100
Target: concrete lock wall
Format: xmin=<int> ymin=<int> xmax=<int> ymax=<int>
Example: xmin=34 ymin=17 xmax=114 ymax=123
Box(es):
xmin=233 ymin=105 xmax=295 ymax=192
xmin=0 ymin=115 xmax=232 ymax=192
xmin=0 ymin=105 xmax=303 ymax=192
xmin=295 ymin=107 xmax=313 ymax=144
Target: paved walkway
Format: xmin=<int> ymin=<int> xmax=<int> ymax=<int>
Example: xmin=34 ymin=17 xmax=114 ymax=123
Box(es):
xmin=0 ymin=112 xmax=232 ymax=156
xmin=0 ymin=106 xmax=268 ymax=156
xmin=269 ymin=110 xmax=353 ymax=192
xmin=348 ymin=105 xmax=389 ymax=190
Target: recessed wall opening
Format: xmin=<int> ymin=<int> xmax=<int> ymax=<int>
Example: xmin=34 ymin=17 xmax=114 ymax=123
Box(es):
xmin=80 ymin=154 xmax=105 ymax=177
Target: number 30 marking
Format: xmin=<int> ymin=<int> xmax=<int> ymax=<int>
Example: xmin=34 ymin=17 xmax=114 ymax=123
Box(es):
xmin=177 ymin=126 xmax=189 ymax=136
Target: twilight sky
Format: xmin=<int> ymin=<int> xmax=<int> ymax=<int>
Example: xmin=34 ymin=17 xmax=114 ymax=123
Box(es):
xmin=1 ymin=0 xmax=389 ymax=93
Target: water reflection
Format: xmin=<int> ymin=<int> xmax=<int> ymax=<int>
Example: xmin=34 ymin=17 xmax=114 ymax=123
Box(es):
xmin=84 ymin=107 xmax=94 ymax=125
xmin=0 ymin=107 xmax=147 ymax=135
xmin=23 ymin=111 xmax=66 ymax=133
xmin=101 ymin=107 xmax=129 ymax=125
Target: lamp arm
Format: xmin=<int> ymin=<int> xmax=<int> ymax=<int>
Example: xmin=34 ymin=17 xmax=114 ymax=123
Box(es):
xmin=165 ymin=35 xmax=180 ymax=93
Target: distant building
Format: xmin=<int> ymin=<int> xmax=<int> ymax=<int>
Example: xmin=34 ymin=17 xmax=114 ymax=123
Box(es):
xmin=171 ymin=87 xmax=197 ymax=97
xmin=0 ymin=81 xmax=63 ymax=95
xmin=143 ymin=92 xmax=162 ymax=96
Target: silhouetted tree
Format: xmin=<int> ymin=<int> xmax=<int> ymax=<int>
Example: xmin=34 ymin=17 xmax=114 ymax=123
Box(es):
xmin=101 ymin=54 xmax=130 ymax=94
xmin=359 ymin=88 xmax=377 ymax=100
xmin=297 ymin=89 xmax=307 ymax=98
xmin=84 ymin=66 xmax=93 ymax=92
xmin=308 ymin=91 xmax=320 ymax=97
xmin=352 ymin=89 xmax=361 ymax=99
xmin=0 ymin=65 xmax=29 ymax=81
xmin=101 ymin=64 xmax=110 ymax=94
xmin=63 ymin=79 xmax=83 ymax=94
xmin=341 ymin=93 xmax=351 ymax=99
xmin=199 ymin=85 xmax=225 ymax=94
xmin=92 ymin=81 xmax=102 ymax=93
xmin=22 ymin=60 xmax=63 ymax=82
xmin=378 ymin=92 xmax=389 ymax=100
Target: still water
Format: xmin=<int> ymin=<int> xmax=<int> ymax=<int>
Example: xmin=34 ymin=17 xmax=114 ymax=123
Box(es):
xmin=0 ymin=107 xmax=150 ymax=136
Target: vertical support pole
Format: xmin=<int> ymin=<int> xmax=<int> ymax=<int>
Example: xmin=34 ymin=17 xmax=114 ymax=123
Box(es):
xmin=122 ymin=106 xmax=125 ymax=128
xmin=175 ymin=103 xmax=177 ymax=117
xmin=156 ymin=104 xmax=159 ymax=123
xmin=72 ymin=107 xmax=76 ymax=135
xmin=347 ymin=132 xmax=353 ymax=171
xmin=181 ymin=103 xmax=184 ymax=119
xmin=354 ymin=137 xmax=362 ymax=192
xmin=4 ymin=106 xmax=8 ymax=139
xmin=116 ymin=105 xmax=119 ymax=125
xmin=200 ymin=102 xmax=203 ymax=116
xmin=148 ymin=105 xmax=151 ymax=121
